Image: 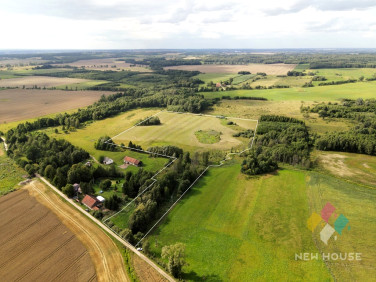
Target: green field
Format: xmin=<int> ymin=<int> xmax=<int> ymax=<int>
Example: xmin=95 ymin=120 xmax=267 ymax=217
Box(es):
xmin=306 ymin=172 xmax=376 ymax=281
xmin=310 ymin=68 xmax=376 ymax=85
xmin=147 ymin=161 xmax=376 ymax=280
xmin=195 ymin=73 xmax=235 ymax=84
xmin=0 ymin=147 xmax=26 ymax=195
xmin=200 ymin=81 xmax=376 ymax=101
xmin=194 ymin=130 xmax=221 ymax=144
xmin=148 ymin=163 xmax=332 ymax=281
xmin=113 ymin=112 xmax=257 ymax=152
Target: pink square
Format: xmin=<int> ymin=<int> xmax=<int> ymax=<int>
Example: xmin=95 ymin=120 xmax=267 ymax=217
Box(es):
xmin=321 ymin=202 xmax=336 ymax=223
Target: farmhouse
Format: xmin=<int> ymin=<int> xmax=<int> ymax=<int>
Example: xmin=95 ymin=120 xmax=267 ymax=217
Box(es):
xmin=82 ymin=195 xmax=100 ymax=210
xmin=124 ymin=156 xmax=142 ymax=166
xmin=103 ymin=157 xmax=114 ymax=165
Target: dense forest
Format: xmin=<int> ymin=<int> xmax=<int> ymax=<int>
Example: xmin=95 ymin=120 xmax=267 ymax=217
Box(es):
xmin=241 ymin=115 xmax=312 ymax=175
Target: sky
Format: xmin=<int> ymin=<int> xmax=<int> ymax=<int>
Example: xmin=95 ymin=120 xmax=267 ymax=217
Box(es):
xmin=0 ymin=0 xmax=375 ymax=49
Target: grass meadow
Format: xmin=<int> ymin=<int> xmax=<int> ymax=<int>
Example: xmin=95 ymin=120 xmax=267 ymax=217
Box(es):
xmin=147 ymin=160 xmax=376 ymax=280
xmin=306 ymin=172 xmax=376 ymax=280
xmin=148 ymin=163 xmax=332 ymax=281
xmin=200 ymin=81 xmax=376 ymax=101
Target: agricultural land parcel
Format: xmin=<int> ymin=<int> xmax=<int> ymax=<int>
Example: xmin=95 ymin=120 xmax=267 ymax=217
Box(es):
xmin=148 ymin=161 xmax=376 ymax=281
xmin=0 ymin=188 xmax=97 ymax=281
xmin=0 ymin=89 xmax=113 ymax=123
xmin=200 ymin=81 xmax=376 ymax=101
xmin=0 ymin=76 xmax=91 ymax=88
xmin=112 ymin=111 xmax=257 ymax=152
xmin=165 ymin=63 xmax=296 ymax=75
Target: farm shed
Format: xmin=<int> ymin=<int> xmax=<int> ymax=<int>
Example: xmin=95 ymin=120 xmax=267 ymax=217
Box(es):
xmin=124 ymin=156 xmax=141 ymax=166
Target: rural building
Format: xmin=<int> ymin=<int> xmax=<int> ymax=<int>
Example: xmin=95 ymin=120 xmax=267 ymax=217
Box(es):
xmin=85 ymin=161 xmax=92 ymax=167
xmin=124 ymin=156 xmax=142 ymax=166
xmin=82 ymin=195 xmax=100 ymax=210
xmin=96 ymin=196 xmax=105 ymax=203
xmin=103 ymin=157 xmax=114 ymax=165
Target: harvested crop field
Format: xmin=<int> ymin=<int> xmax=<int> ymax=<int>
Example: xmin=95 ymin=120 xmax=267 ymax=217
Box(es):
xmin=0 ymin=76 xmax=91 ymax=88
xmin=0 ymin=189 xmax=97 ymax=282
xmin=164 ymin=63 xmax=296 ymax=75
xmin=25 ymin=181 xmax=129 ymax=281
xmin=0 ymin=89 xmax=113 ymax=123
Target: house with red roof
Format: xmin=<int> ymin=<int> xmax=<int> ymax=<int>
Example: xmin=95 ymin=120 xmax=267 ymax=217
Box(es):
xmin=124 ymin=156 xmax=142 ymax=167
xmin=82 ymin=195 xmax=100 ymax=210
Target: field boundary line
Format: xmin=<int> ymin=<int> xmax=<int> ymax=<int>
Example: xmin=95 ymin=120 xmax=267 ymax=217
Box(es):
xmin=134 ymin=115 xmax=258 ymax=246
xmin=104 ymin=110 xmax=258 ymax=246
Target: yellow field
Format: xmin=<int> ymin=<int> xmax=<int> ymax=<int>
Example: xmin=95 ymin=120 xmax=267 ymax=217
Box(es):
xmin=0 ymin=76 xmax=90 ymax=88
xmin=113 ymin=112 xmax=257 ymax=151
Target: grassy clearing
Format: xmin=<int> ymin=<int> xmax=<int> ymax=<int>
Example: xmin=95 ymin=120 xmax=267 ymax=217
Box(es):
xmin=313 ymin=150 xmax=376 ymax=187
xmin=113 ymin=112 xmax=255 ymax=152
xmin=148 ymin=163 xmax=332 ymax=281
xmin=0 ymin=148 xmax=26 ymax=195
xmin=194 ymin=130 xmax=221 ymax=144
xmin=200 ymin=81 xmax=376 ymax=101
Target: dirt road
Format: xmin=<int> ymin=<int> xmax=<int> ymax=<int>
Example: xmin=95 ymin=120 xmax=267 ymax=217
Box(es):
xmin=26 ymin=181 xmax=129 ymax=282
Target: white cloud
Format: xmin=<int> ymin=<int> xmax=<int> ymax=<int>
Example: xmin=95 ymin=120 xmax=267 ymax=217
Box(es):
xmin=0 ymin=0 xmax=375 ymax=49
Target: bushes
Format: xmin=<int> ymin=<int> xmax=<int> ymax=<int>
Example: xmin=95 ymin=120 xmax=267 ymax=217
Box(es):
xmin=138 ymin=116 xmax=161 ymax=126
xmin=94 ymin=136 xmax=117 ymax=151
xmin=241 ymin=150 xmax=278 ymax=175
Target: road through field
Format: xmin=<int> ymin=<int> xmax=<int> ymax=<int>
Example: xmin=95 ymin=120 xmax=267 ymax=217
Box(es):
xmin=26 ymin=181 xmax=129 ymax=282
xmin=35 ymin=176 xmax=175 ymax=282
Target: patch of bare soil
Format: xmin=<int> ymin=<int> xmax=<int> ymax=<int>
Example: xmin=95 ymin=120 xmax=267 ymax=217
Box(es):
xmin=0 ymin=89 xmax=113 ymax=123
xmin=0 ymin=189 xmax=97 ymax=281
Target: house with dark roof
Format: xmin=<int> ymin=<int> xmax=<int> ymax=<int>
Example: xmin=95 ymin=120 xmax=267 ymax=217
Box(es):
xmin=82 ymin=195 xmax=100 ymax=210
xmin=124 ymin=156 xmax=141 ymax=166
